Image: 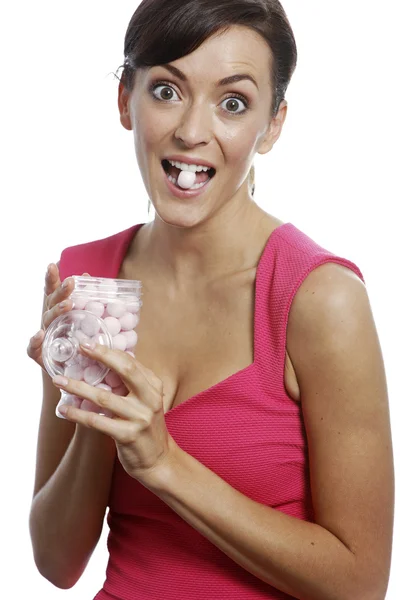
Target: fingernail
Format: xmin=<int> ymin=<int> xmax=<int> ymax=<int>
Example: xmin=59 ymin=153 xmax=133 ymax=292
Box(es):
xmin=62 ymin=278 xmax=70 ymax=289
xmin=59 ymin=301 xmax=68 ymax=309
xmin=46 ymin=264 xmax=52 ymax=276
xmin=53 ymin=375 xmax=69 ymax=387
xmin=81 ymin=341 xmax=96 ymax=351
xmin=33 ymin=330 xmax=43 ymax=340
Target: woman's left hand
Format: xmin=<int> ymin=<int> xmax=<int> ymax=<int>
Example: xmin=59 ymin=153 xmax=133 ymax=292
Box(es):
xmin=52 ymin=341 xmax=175 ymax=485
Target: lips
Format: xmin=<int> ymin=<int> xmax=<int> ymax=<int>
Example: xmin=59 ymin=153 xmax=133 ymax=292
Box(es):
xmin=161 ymin=163 xmax=214 ymax=199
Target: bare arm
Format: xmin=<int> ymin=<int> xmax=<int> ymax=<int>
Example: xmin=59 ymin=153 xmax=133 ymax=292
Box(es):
xmin=28 ymin=264 xmax=116 ymax=589
xmin=141 ymin=263 xmax=394 ymax=600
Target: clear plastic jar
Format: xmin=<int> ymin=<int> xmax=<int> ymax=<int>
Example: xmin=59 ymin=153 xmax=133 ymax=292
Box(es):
xmin=42 ymin=276 xmax=142 ymax=418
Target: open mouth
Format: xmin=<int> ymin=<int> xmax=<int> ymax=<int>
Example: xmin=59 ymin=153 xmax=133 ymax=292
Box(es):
xmin=162 ymin=159 xmax=216 ymax=191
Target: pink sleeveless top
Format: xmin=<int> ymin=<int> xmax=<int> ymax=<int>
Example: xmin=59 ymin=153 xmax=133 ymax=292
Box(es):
xmin=59 ymin=222 xmax=365 ymax=600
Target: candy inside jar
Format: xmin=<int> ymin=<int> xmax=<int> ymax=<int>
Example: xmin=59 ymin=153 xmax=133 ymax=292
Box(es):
xmin=42 ymin=310 xmax=113 ymax=383
xmin=42 ymin=276 xmax=142 ymax=419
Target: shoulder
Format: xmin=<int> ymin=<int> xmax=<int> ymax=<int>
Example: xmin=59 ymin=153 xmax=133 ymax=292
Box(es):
xmin=287 ymin=261 xmax=367 ymax=350
xmin=286 ymin=261 xmax=372 ymax=393
xmin=285 ymin=258 xmax=389 ymax=440
xmin=284 ymin=262 xmax=367 ymax=402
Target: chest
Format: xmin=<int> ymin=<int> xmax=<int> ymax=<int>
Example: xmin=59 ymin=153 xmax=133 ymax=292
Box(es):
xmin=133 ymin=271 xmax=253 ymax=411
xmin=121 ymin=268 xmax=300 ymax=412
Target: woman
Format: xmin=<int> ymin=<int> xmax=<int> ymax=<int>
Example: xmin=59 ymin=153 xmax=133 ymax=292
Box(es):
xmin=27 ymin=1 xmax=394 ymax=599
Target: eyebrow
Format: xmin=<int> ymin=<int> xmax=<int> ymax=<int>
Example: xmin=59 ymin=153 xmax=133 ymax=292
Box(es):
xmin=160 ymin=63 xmax=259 ymax=90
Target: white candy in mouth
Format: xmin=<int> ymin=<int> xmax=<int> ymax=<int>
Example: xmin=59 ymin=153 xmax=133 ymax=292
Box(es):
xmin=177 ymin=170 xmax=196 ymax=189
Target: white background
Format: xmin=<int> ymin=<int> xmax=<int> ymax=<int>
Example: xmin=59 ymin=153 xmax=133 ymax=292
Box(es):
xmin=1 ymin=1 xmax=399 ymax=598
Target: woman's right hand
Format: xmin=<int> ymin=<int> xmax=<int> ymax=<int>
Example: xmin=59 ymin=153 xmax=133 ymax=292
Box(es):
xmin=27 ymin=263 xmax=80 ymax=371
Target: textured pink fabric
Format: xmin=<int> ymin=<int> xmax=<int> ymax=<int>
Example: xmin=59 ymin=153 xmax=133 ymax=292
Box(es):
xmin=59 ymin=222 xmax=365 ymax=600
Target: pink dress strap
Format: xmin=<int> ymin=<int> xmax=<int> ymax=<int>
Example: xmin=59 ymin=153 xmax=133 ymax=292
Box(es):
xmin=253 ymin=222 xmax=365 ymax=397
xmin=58 ymin=224 xmax=143 ymax=281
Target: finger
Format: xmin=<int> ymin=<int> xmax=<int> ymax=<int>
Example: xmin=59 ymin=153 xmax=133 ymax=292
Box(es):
xmin=56 ymin=403 xmax=139 ymax=443
xmin=45 ymin=276 xmax=75 ymax=312
xmin=44 ymin=263 xmax=62 ymax=296
xmin=79 ymin=343 xmax=162 ymax=410
xmin=46 ymin=270 xmax=90 ymax=312
xmin=42 ymin=297 xmax=74 ymax=329
xmin=27 ymin=330 xmax=45 ymax=360
xmin=52 ymin=374 xmax=149 ymax=421
xmin=131 ymin=361 xmax=163 ymax=394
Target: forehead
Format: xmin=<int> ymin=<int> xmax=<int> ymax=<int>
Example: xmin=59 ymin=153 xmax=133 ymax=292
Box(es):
xmin=153 ymin=25 xmax=272 ymax=87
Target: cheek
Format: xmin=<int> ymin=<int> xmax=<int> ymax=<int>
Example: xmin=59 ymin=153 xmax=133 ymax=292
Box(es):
xmin=133 ymin=117 xmax=158 ymax=153
xmin=132 ymin=104 xmax=169 ymax=178
xmin=133 ymin=101 xmax=172 ymax=149
xmin=221 ymin=123 xmax=260 ymax=168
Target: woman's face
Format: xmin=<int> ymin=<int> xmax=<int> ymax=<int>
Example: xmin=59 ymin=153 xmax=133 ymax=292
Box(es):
xmin=119 ymin=25 xmax=287 ymax=228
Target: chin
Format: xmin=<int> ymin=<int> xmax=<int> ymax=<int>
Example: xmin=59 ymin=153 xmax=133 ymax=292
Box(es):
xmin=152 ymin=202 xmax=211 ymax=230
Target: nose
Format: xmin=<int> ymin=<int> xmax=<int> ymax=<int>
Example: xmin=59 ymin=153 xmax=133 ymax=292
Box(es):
xmin=174 ymin=102 xmax=213 ymax=148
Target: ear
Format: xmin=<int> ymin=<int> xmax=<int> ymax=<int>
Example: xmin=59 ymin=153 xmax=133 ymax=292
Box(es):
xmin=257 ymin=100 xmax=288 ymax=155
xmin=118 ymin=80 xmax=133 ymax=131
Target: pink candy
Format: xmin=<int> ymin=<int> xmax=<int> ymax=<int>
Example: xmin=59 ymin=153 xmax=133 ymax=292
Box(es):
xmin=105 ymin=370 xmax=123 ymax=388
xmin=119 ymin=312 xmax=137 ymax=331
xmin=104 ymin=316 xmax=121 ymax=336
xmin=74 ymin=330 xmax=89 ymax=344
xmin=124 ymin=330 xmax=138 ymax=349
xmin=81 ymin=314 xmax=101 ymax=337
xmin=85 ymin=301 xmax=105 ymax=318
xmin=61 ymin=394 xmax=82 ymax=409
xmin=64 ymin=364 xmax=84 ymax=380
xmin=76 ymin=353 xmax=92 ymax=368
xmin=91 ymin=333 xmax=107 ymax=345
xmin=80 ymin=399 xmax=98 ymax=412
xmin=73 ymin=295 xmax=88 ymax=310
xmin=126 ymin=298 xmax=140 ymax=314
xmin=107 ymin=301 xmax=126 ymax=318
xmin=113 ymin=334 xmax=127 ymax=351
xmin=113 ymin=384 xmax=129 ymax=396
xmin=84 ymin=365 xmax=104 ymax=385
xmin=56 ymin=393 xmax=82 ymax=419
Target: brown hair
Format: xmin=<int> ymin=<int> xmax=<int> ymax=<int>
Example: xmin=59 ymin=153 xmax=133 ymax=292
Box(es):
xmin=119 ymin=0 xmax=297 ymax=196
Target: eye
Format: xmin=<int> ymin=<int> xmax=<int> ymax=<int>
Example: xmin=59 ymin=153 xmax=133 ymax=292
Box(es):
xmin=151 ymin=83 xmax=179 ymax=102
xmin=221 ymin=95 xmax=248 ymax=115
xmin=150 ymin=81 xmax=249 ymax=115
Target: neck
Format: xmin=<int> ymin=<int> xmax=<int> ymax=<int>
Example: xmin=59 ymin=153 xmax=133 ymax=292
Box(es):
xmin=138 ymin=196 xmax=271 ymax=291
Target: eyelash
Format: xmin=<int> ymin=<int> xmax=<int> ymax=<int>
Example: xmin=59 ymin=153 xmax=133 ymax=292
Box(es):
xmin=149 ymin=80 xmax=249 ymax=116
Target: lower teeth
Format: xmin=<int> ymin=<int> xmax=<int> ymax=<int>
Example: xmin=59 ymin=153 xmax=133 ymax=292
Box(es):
xmin=167 ymin=174 xmax=210 ymax=190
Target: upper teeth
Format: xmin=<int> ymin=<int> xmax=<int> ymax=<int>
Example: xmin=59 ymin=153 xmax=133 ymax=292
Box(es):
xmin=167 ymin=160 xmax=211 ymax=173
